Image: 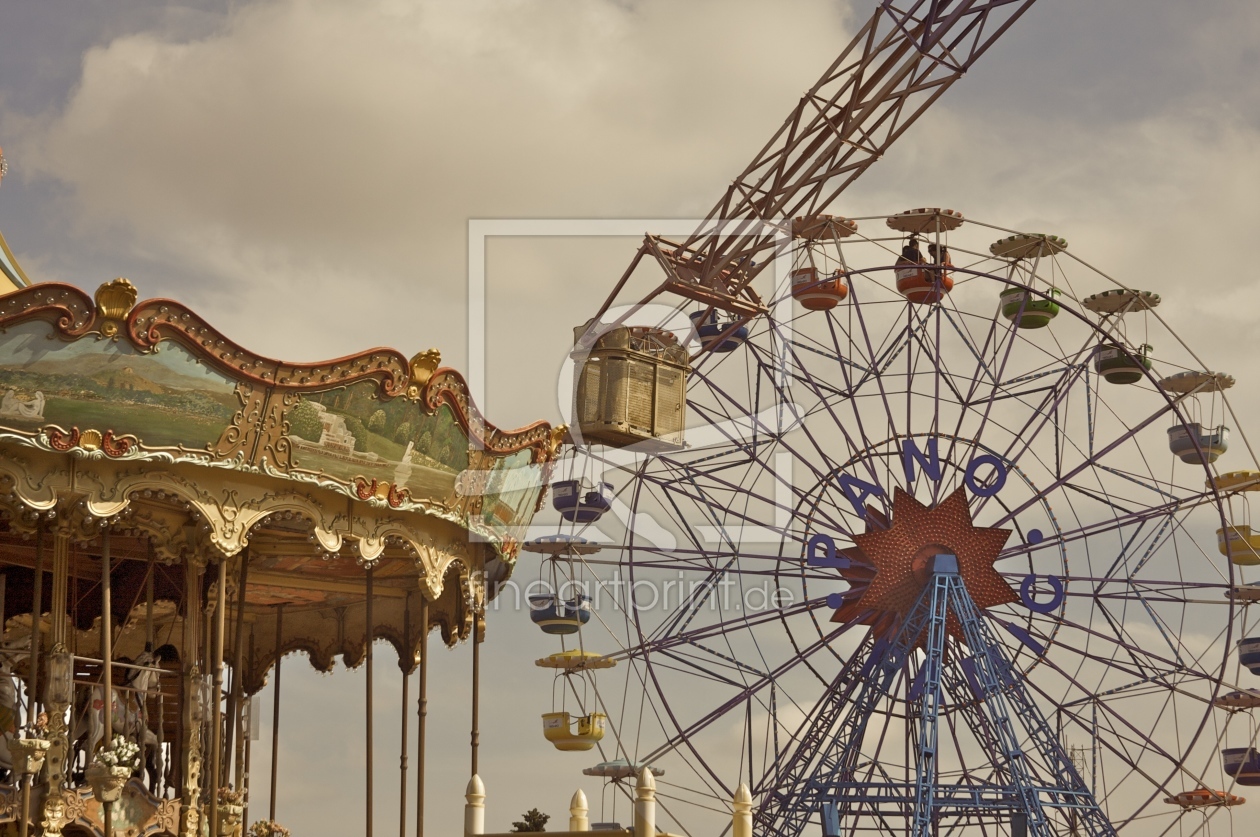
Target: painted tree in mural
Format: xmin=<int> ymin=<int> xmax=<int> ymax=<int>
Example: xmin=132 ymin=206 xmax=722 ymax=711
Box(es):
xmin=287 ymin=399 xmax=322 ymax=442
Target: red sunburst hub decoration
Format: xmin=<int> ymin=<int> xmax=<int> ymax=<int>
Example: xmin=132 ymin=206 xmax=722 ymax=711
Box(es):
xmin=830 ymin=486 xmax=1015 ymax=642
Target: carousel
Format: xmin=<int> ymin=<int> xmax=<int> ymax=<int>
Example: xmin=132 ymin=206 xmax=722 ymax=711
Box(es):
xmin=0 ymin=154 xmax=562 ymax=837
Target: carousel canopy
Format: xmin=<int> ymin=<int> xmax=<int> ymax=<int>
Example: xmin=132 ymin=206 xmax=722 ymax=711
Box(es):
xmin=0 ymin=278 xmax=562 ymax=687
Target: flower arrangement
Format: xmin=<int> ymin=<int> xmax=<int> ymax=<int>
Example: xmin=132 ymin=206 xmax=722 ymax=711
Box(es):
xmin=218 ymin=784 xmax=247 ymax=806
xmin=92 ymin=734 xmax=140 ymax=773
xmin=247 ymin=821 xmax=291 ymax=837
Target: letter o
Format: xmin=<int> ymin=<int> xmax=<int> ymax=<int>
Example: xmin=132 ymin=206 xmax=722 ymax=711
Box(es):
xmin=964 ymin=454 xmax=1008 ymax=497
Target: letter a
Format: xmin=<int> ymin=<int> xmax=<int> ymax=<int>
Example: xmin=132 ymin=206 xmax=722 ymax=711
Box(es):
xmin=838 ymin=474 xmax=885 ymax=518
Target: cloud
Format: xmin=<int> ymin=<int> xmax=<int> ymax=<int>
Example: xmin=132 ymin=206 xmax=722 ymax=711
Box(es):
xmin=13 ymin=0 xmax=850 ymax=383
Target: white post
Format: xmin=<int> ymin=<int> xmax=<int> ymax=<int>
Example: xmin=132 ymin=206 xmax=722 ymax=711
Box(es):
xmin=569 ymin=789 xmax=590 ymax=832
xmin=634 ymin=768 xmax=656 ymax=837
xmin=732 ymin=783 xmax=752 ymax=837
xmin=464 ymin=774 xmax=486 ymax=837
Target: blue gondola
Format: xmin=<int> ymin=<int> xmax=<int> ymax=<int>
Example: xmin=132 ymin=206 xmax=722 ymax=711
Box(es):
xmin=551 ymin=479 xmax=614 ymax=523
xmin=690 ymin=310 xmax=748 ymax=353
xmin=1167 ymin=422 xmax=1229 ymax=464
xmin=1222 ymin=747 xmax=1260 ymax=786
xmin=1239 ymin=637 xmax=1260 ymax=675
xmin=529 ymin=593 xmax=592 ymax=635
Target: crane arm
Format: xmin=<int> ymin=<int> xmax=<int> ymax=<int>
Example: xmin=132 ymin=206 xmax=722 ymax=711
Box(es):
xmin=586 ymin=0 xmax=1040 ymax=340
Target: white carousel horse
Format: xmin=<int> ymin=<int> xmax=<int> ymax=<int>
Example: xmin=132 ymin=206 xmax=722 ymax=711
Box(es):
xmin=73 ymin=650 xmax=163 ymax=791
xmin=0 ymin=637 xmax=36 ymax=780
xmin=0 ymin=655 xmax=19 ymax=780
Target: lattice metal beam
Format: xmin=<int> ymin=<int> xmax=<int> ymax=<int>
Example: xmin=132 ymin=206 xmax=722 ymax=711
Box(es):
xmin=587 ymin=0 xmax=1041 ymax=340
xmin=759 ymin=554 xmax=1117 ymax=837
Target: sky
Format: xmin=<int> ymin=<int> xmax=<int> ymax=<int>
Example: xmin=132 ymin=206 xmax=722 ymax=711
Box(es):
xmin=2 ymin=0 xmax=1260 ymax=834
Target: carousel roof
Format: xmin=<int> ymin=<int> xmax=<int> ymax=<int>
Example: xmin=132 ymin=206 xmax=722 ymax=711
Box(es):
xmin=0 ymin=277 xmax=563 ymax=687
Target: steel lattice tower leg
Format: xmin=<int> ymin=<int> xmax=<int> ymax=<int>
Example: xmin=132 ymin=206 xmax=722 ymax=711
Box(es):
xmin=761 ymin=554 xmax=1117 ymax=837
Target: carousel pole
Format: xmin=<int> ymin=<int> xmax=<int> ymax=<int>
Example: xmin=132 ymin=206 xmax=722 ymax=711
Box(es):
xmin=27 ymin=522 xmax=42 ymax=718
xmin=101 ymin=528 xmax=115 ymax=837
xmin=180 ymin=560 xmax=205 ymax=837
xmin=145 ymin=548 xmax=155 ymax=650
xmin=366 ymin=564 xmax=375 ymax=837
xmin=269 ymin=603 xmax=284 ymax=822
xmin=242 ymin=625 xmax=255 ymax=827
xmin=470 ymin=596 xmax=481 ymax=778
xmin=231 ymin=550 xmax=250 ymax=791
xmin=209 ymin=557 xmax=228 ymax=837
xmin=40 ymin=526 xmax=73 ymax=833
xmin=225 ymin=548 xmax=249 ymax=788
xmin=399 ymin=592 xmax=410 ymax=837
xmin=415 ymin=594 xmax=428 ymax=837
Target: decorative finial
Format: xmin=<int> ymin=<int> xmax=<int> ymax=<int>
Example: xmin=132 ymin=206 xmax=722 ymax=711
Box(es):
xmin=408 ymin=349 xmax=442 ymax=398
xmin=546 ymin=424 xmax=570 ymax=459
xmin=94 ymin=278 xmax=138 ymax=337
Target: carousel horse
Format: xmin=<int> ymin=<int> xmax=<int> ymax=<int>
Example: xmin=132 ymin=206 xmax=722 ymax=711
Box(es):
xmin=0 ymin=638 xmax=34 ymax=782
xmin=73 ymin=650 xmax=163 ymax=791
xmin=0 ymin=655 xmax=18 ymax=781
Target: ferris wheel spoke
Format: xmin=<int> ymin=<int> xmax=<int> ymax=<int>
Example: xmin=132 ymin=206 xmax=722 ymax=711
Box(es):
xmin=609 ymin=599 xmax=830 ymax=664
xmin=1016 ymin=658 xmax=1214 ymax=829
xmin=993 ymin=491 xmax=1218 ymax=570
xmin=649 ymin=429 xmax=855 ymax=539
xmin=939 ymin=303 xmax=1005 ymax=401
xmin=986 ymin=397 xmax=1179 ymax=528
xmin=651 ymin=645 xmax=763 ymax=686
xmin=770 ymin=335 xmax=898 ymax=495
xmin=996 ymin=573 xmax=1230 ymax=608
xmin=1014 ymin=608 xmax=1222 ymax=696
xmin=962 ymin=308 xmax=1106 ymax=469
xmin=754 ymin=631 xmax=879 ymax=798
xmin=639 ymin=621 xmax=860 ymax=768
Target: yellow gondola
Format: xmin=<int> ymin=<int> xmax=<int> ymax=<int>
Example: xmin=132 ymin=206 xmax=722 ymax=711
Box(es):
xmin=542 ymin=711 xmax=607 ymax=751
xmin=1208 ymin=470 xmax=1260 ymax=493
xmin=1217 ymin=525 xmax=1260 ymax=566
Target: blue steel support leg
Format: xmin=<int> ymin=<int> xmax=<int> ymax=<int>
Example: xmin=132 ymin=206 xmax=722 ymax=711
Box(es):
xmin=911 ymin=569 xmax=951 ymax=837
xmin=761 ymin=553 xmax=1118 ymax=837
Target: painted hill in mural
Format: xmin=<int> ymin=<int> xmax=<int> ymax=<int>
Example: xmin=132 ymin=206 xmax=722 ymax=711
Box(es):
xmin=0 ymin=320 xmax=237 ymax=448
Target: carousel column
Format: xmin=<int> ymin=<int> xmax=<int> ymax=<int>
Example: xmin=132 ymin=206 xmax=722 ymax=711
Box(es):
xmin=230 ymin=549 xmax=250 ymax=792
xmin=470 ymin=581 xmax=482 ymax=778
xmin=18 ymin=524 xmax=48 ymax=837
xmin=27 ymin=522 xmax=44 ymax=719
xmin=98 ymin=528 xmax=116 ymax=837
xmin=366 ymin=564 xmax=375 ymax=837
xmin=269 ymin=604 xmax=283 ymax=823
xmin=208 ymin=557 xmax=228 ymax=837
xmin=180 ymin=558 xmax=206 ymax=837
xmin=415 ymin=594 xmax=428 ymax=837
xmin=398 ymin=591 xmax=410 ymax=837
xmin=40 ymin=524 xmax=73 ymax=837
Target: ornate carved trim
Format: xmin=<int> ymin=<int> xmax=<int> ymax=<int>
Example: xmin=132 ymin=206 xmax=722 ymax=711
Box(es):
xmin=0 ymin=282 xmax=96 ymax=336
xmin=423 ymin=367 xmax=556 ymax=462
xmin=127 ymin=296 xmax=412 ymax=396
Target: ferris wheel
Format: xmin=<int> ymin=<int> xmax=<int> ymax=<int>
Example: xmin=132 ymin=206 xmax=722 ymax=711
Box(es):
xmin=519 ymin=3 xmax=1260 ymax=836
xmin=526 ymin=209 xmax=1260 ymax=837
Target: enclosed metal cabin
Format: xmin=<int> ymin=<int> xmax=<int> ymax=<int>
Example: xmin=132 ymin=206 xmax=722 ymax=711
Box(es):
xmin=572 ymin=322 xmax=689 ymax=450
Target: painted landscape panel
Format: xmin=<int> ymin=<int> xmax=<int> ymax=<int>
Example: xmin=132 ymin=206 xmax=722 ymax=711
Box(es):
xmin=480 ymin=449 xmax=544 ymax=543
xmin=285 ymin=383 xmax=470 ymax=506
xmin=0 ymin=320 xmax=237 ymax=448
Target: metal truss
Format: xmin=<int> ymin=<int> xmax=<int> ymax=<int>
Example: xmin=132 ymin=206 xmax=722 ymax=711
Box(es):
xmin=760 ymin=555 xmax=1117 ymax=837
xmin=589 ymin=0 xmax=1041 ymax=335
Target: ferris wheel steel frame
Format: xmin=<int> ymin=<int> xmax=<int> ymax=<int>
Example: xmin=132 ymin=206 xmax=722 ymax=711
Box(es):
xmin=560 ymin=250 xmax=1249 ymax=836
